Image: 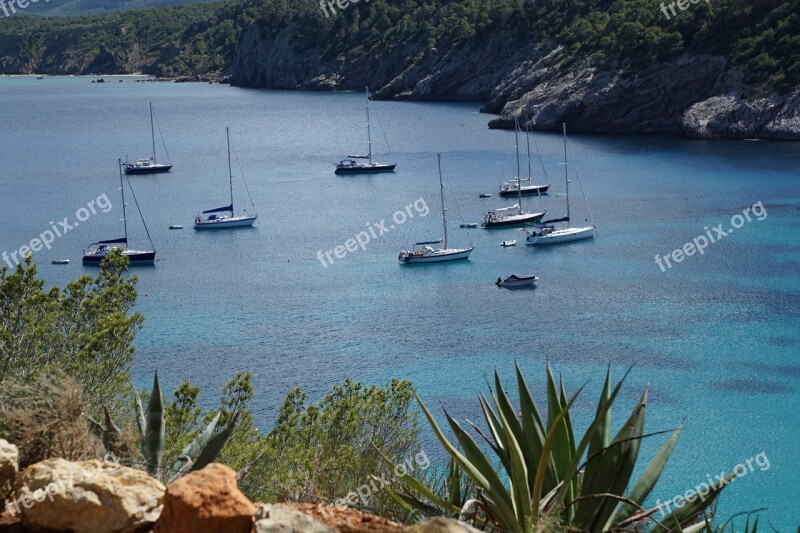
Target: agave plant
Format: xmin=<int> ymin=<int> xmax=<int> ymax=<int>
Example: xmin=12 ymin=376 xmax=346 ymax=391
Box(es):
xmin=384 ymin=457 xmax=476 ymax=524
xmin=391 ymin=364 xmax=735 ymax=532
xmin=88 ymin=370 xmax=238 ymax=482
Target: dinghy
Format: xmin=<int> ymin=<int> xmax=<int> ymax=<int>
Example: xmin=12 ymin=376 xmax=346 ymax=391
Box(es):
xmin=496 ymin=274 xmax=538 ymax=288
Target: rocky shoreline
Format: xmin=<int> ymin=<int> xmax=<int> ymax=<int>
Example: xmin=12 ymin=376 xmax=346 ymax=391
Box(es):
xmin=3 ymin=28 xmax=797 ymax=140
xmin=230 ymin=26 xmax=800 ymax=140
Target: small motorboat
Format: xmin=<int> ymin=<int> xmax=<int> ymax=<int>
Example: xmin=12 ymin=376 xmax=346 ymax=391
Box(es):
xmin=496 ymin=274 xmax=538 ymax=288
xmin=51 ymin=259 xmax=70 ymax=265
xmin=501 ymin=240 xmax=516 ymax=247
xmin=479 ymin=193 xmax=492 ymax=198
xmin=460 ymin=223 xmax=478 ymax=228
xmin=169 ymin=225 xmax=183 ymax=229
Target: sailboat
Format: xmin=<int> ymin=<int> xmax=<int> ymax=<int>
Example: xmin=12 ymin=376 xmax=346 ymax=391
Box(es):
xmin=335 ymin=87 xmax=396 ymax=174
xmin=483 ymin=119 xmax=546 ymax=228
xmin=123 ymin=102 xmax=172 ymax=174
xmin=83 ymin=160 xmax=156 ymax=264
xmin=526 ymin=123 xmax=595 ymax=245
xmin=498 ymin=124 xmax=550 ymax=196
xmin=194 ymin=128 xmax=258 ymax=229
xmin=398 ymin=154 xmax=473 ymax=263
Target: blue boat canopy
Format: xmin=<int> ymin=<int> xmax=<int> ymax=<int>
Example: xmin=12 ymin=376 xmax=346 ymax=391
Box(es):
xmin=97 ymin=237 xmax=127 ymax=244
xmin=203 ymin=204 xmax=233 ymax=214
xmin=415 ymin=240 xmax=443 ymax=246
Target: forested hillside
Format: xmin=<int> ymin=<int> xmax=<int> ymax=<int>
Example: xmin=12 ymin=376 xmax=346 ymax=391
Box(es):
xmin=0 ymin=0 xmax=798 ymax=137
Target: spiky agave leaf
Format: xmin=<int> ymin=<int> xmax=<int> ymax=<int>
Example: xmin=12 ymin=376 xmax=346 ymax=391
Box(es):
xmin=144 ymin=371 xmax=165 ymax=476
xmin=654 ymin=472 xmax=737 ymax=532
xmin=552 ymin=366 xmax=633 ymax=512
xmin=101 ymin=403 xmax=123 ymax=454
xmin=414 ymin=394 xmax=521 ymax=532
xmin=610 ymin=423 xmax=683 ymax=527
xmin=531 ymin=384 xmax=585 ymax=521
xmin=133 ymin=385 xmax=147 ymax=458
xmin=574 ymin=388 xmax=648 ymax=532
xmin=189 ymin=411 xmax=239 ymax=473
xmin=167 ymin=411 xmax=222 ymax=480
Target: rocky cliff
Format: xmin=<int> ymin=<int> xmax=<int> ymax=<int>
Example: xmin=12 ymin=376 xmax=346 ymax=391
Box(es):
xmin=230 ymin=26 xmax=800 ymax=140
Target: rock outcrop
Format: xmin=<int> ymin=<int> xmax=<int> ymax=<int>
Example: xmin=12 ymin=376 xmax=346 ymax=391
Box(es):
xmin=284 ymin=502 xmax=402 ymax=532
xmin=254 ymin=503 xmax=338 ymax=532
xmin=154 ymin=463 xmax=255 ymax=533
xmin=230 ymin=27 xmax=800 ymax=140
xmin=0 ymin=439 xmax=18 ymax=498
xmin=402 ymin=518 xmax=483 ymax=532
xmin=13 ymin=458 xmax=164 ymax=533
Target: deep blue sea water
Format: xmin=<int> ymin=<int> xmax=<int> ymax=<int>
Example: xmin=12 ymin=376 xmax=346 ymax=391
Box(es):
xmin=1 ymin=76 xmax=798 ymax=529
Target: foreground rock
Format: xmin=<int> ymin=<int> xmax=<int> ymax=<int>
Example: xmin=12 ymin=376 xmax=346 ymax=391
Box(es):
xmin=0 ymin=440 xmax=18 ymax=496
xmin=13 ymin=458 xmax=164 ymax=533
xmin=154 ymin=463 xmax=254 ymax=533
xmin=254 ymin=503 xmax=337 ymax=532
xmin=402 ymin=517 xmax=482 ymax=532
xmin=287 ymin=502 xmax=402 ymax=532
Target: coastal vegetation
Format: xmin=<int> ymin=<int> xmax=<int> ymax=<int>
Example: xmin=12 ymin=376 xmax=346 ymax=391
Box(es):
xmin=0 ymin=0 xmax=797 ymax=90
xmin=0 ymin=252 xmax=771 ymax=530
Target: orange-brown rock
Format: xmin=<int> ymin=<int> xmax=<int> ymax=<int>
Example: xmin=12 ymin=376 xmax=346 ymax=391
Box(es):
xmin=288 ymin=502 xmax=402 ymax=533
xmin=154 ymin=463 xmax=255 ymax=533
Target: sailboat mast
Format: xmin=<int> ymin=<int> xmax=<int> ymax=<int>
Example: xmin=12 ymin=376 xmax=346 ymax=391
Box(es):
xmin=438 ymin=153 xmax=448 ymax=249
xmin=150 ymin=102 xmax=156 ymax=163
xmin=563 ymin=122 xmax=570 ymax=226
xmin=515 ymin=119 xmax=522 ymax=214
xmin=118 ymin=159 xmax=128 ymax=244
xmin=365 ymin=86 xmax=372 ymax=165
xmin=525 ymin=121 xmax=533 ymax=180
xmin=227 ymin=127 xmax=234 ymax=213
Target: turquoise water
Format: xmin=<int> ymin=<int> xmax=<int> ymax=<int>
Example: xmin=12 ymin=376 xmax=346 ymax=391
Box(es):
xmin=1 ymin=76 xmax=798 ymax=529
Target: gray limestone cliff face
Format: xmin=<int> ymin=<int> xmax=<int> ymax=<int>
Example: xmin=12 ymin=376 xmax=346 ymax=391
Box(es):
xmin=231 ymin=27 xmax=800 ymax=140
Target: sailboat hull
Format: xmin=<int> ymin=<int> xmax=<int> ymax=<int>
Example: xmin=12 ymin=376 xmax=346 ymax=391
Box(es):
xmin=82 ymin=249 xmax=156 ymax=264
xmin=194 ymin=215 xmax=257 ymax=229
xmin=526 ymin=226 xmax=595 ymax=245
xmin=124 ymin=164 xmax=172 ymax=175
xmin=335 ymin=163 xmax=396 ymax=174
xmin=399 ymin=247 xmax=473 ymax=264
xmin=498 ymin=184 xmax=550 ymax=197
xmin=482 ymin=212 xmax=546 ymax=228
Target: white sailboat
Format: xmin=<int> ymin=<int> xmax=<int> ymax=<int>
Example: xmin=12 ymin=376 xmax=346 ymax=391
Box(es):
xmin=83 ymin=160 xmax=156 ymax=264
xmin=399 ymin=154 xmax=474 ymax=264
xmin=123 ymin=102 xmax=172 ymax=174
xmin=526 ymin=123 xmax=595 ymax=245
xmin=194 ymin=128 xmax=258 ymax=230
xmin=335 ymin=87 xmax=396 ymax=174
xmin=483 ymin=119 xmax=546 ymax=228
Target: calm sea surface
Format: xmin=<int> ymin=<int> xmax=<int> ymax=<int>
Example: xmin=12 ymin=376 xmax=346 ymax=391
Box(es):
xmin=1 ymin=76 xmax=798 ymax=528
